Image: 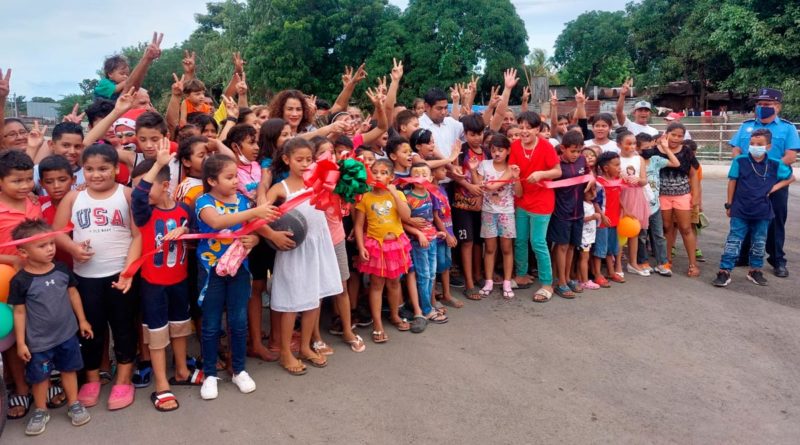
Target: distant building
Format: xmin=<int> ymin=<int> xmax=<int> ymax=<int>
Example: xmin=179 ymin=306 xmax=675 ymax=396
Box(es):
xmin=25 ymin=102 xmax=60 ymax=122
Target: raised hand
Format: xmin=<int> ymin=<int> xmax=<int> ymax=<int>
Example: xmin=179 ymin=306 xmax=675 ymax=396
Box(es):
xmin=0 ymin=68 xmax=10 ymax=99
xmin=521 ymin=86 xmax=531 ymax=104
xmin=62 ymin=103 xmax=85 ymax=124
xmin=376 ymin=76 xmax=388 ymax=96
xmin=549 ymin=89 xmax=558 ymax=105
xmin=27 ymin=120 xmax=47 ymax=149
xmin=574 ymin=87 xmax=586 ymax=104
xmin=450 ymin=85 xmax=461 ymax=103
xmin=390 ymin=57 xmax=404 ymax=82
xmin=488 ymin=85 xmax=501 ymax=108
xmin=232 ymin=51 xmax=246 ymax=75
xmin=155 ymin=136 xmax=173 ymax=166
xmin=115 ymin=87 xmax=136 ymax=113
xmin=469 ymin=74 xmax=480 ymax=92
xmin=503 ymin=68 xmax=519 ymax=90
xmin=171 ymin=73 xmax=185 ymax=96
xmin=353 ymin=63 xmax=368 ymax=83
xmin=365 ymin=87 xmax=383 ymax=107
xmin=221 ymin=95 xmax=239 ymax=119
xmin=305 ymin=94 xmax=317 ymax=116
xmin=235 ymin=72 xmax=248 ymax=96
xmin=342 ymin=65 xmax=354 ymax=86
xmin=182 ymin=50 xmax=196 ymax=74
xmin=620 ymin=78 xmax=633 ymax=96
xmin=144 ymin=32 xmax=164 ymax=61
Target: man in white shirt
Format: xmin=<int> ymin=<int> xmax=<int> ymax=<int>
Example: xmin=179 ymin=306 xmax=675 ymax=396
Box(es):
xmin=616 ymin=79 xmax=659 ymax=136
xmin=418 ymin=88 xmax=464 ymax=159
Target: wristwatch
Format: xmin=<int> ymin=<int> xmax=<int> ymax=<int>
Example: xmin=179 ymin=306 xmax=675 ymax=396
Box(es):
xmin=724 ymin=203 xmax=731 ymax=210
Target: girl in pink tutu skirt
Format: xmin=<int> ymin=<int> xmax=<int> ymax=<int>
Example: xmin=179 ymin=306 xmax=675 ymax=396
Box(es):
xmin=353 ymin=158 xmax=412 ymax=344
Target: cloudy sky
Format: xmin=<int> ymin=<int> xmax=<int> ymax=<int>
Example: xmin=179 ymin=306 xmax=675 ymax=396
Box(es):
xmin=1 ymin=0 xmax=629 ymax=99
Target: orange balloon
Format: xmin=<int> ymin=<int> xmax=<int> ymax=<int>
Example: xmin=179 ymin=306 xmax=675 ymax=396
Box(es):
xmin=618 ymin=216 xmax=641 ymax=239
xmin=0 ymin=264 xmax=15 ymax=303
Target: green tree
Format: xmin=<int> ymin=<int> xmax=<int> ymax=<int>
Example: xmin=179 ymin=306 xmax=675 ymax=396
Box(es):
xmin=551 ymin=11 xmax=632 ymax=89
xmin=30 ymin=96 xmax=56 ymax=103
xmin=526 ymin=48 xmax=558 ymax=84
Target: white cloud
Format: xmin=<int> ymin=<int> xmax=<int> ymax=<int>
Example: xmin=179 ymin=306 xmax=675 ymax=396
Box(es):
xmin=2 ymin=0 xmax=629 ymax=98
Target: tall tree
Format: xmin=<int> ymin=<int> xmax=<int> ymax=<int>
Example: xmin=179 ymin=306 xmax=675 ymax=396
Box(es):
xmin=551 ymin=11 xmax=631 ymax=89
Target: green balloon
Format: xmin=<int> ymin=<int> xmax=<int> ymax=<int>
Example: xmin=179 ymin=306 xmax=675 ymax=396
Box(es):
xmin=0 ymin=303 xmax=13 ymax=338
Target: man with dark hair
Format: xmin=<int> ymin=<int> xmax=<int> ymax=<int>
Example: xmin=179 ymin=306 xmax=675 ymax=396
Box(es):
xmin=729 ymin=87 xmax=800 ymax=277
xmin=419 ymin=88 xmax=463 ymax=164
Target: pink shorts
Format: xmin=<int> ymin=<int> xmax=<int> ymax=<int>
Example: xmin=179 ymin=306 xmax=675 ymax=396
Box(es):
xmin=659 ymin=193 xmax=692 ymax=211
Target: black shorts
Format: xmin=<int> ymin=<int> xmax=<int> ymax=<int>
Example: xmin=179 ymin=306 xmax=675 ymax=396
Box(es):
xmin=248 ymin=236 xmax=275 ymax=281
xmin=547 ymin=218 xmax=583 ymax=246
xmin=452 ymin=208 xmax=483 ymax=244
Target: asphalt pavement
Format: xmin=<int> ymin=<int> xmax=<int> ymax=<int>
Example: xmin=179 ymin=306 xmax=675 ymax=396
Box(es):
xmin=4 ymin=179 xmax=799 ymax=444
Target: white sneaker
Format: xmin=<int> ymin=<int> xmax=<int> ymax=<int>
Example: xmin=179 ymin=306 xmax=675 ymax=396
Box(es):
xmin=232 ymin=371 xmax=256 ymax=394
xmin=200 ymin=376 xmax=219 ymax=400
xmin=626 ymin=264 xmax=651 ymax=277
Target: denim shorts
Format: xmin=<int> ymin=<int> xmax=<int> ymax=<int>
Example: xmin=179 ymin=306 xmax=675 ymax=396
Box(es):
xmin=592 ymin=227 xmax=619 ymax=258
xmin=25 ymin=336 xmax=84 ymax=384
xmin=436 ymin=238 xmax=452 ymax=273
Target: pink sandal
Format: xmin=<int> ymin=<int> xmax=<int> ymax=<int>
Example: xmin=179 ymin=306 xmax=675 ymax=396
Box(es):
xmin=107 ymin=383 xmax=135 ymax=410
xmin=78 ymin=382 xmax=101 ymax=407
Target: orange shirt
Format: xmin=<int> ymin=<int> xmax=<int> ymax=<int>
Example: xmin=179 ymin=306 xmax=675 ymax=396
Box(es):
xmin=0 ymin=198 xmax=42 ymax=256
xmin=186 ymin=100 xmax=212 ymax=115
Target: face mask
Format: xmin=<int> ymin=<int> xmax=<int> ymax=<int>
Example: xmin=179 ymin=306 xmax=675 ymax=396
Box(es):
xmin=749 ymin=145 xmax=767 ymax=158
xmin=755 ymin=105 xmax=775 ymax=120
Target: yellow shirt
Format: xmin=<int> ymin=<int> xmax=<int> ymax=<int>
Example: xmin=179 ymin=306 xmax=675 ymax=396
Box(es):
xmin=355 ymin=191 xmax=406 ymax=242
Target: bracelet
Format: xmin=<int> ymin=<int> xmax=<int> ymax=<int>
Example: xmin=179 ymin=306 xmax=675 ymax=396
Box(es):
xmin=226 ymin=117 xmax=237 ymax=123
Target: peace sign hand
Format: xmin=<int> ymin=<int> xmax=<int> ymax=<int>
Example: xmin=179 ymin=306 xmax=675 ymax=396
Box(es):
xmin=235 ymin=72 xmax=248 ymax=95
xmin=232 ymin=51 xmax=246 ymax=75
xmin=182 ymin=50 xmax=196 ymax=74
xmin=549 ymin=89 xmax=558 ymax=105
xmin=27 ymin=120 xmax=47 ymax=149
xmin=115 ymin=87 xmax=136 ymax=113
xmin=620 ymin=78 xmax=633 ymax=96
xmin=171 ymin=73 xmax=185 ymax=96
xmin=390 ymin=57 xmax=404 ymax=82
xmin=144 ymin=32 xmax=164 ymax=61
xmin=0 ymin=68 xmax=10 ymax=99
xmin=521 ymin=86 xmax=531 ymax=104
xmin=574 ymin=87 xmax=586 ymax=104
xmin=62 ymin=103 xmax=86 ymax=124
xmin=222 ymin=95 xmax=239 ymax=119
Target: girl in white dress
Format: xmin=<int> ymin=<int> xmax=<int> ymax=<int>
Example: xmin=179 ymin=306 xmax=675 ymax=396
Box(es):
xmin=266 ymin=138 xmax=342 ymax=375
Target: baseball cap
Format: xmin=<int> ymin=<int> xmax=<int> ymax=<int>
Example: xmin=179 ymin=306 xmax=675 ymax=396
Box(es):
xmin=633 ymin=101 xmax=652 ymax=110
xmin=754 ymin=87 xmax=782 ymax=103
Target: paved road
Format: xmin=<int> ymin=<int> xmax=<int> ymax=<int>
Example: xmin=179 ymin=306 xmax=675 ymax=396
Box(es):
xmin=5 ymin=179 xmax=800 ymax=444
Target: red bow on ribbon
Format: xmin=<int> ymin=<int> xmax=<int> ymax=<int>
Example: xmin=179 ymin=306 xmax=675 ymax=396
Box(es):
xmin=304 ymin=157 xmax=342 ymax=212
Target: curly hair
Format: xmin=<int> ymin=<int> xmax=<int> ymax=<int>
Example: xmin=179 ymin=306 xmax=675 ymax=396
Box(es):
xmin=268 ymin=90 xmax=311 ymax=133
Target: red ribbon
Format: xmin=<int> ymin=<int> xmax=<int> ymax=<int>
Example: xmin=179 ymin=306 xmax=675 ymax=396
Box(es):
xmin=485 ymin=174 xmax=594 ymax=189
xmin=0 ymin=225 xmax=74 ymax=249
xmin=303 ymin=158 xmax=342 ymax=212
xmin=394 ymin=177 xmax=451 ymax=216
xmin=120 ymin=190 xmax=313 ymax=278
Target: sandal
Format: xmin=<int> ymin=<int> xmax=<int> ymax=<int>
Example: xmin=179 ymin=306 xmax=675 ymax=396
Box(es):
xmin=434 ymin=301 xmax=447 ymax=315
xmin=687 ymin=264 xmax=701 ymax=277
xmin=441 ymin=297 xmax=464 ymax=308
xmin=280 ymin=360 xmax=308 ymax=376
xmin=608 ymin=273 xmax=625 ymax=283
xmin=501 ymin=280 xmax=515 ymax=299
xmin=389 ymin=318 xmax=411 ymax=332
xmin=344 ymin=335 xmax=366 ymax=353
xmin=554 ymin=284 xmax=576 ymax=299
xmin=425 ymin=311 xmax=449 ymax=324
xmin=410 ymin=315 xmax=427 ymax=334
xmin=150 ymin=391 xmax=179 ymax=412
xmin=594 ymin=276 xmax=611 ymax=288
xmin=300 ymin=353 xmax=328 ymax=368
xmin=479 ymin=280 xmax=494 ymax=297
xmin=169 ymin=368 xmax=204 ymax=386
xmin=463 ymin=287 xmax=482 ymax=301
xmin=312 ymin=341 xmax=334 ymax=356
xmin=7 ymin=393 xmax=32 ymax=420
xmin=46 ymin=384 xmax=67 ymax=409
xmin=371 ymin=330 xmax=389 ymax=343
xmin=107 ymin=383 xmax=135 ymax=411
xmin=533 ymin=288 xmax=553 ymax=303
xmin=132 ymin=361 xmax=152 ymax=388
xmin=567 ymin=280 xmax=584 ymax=293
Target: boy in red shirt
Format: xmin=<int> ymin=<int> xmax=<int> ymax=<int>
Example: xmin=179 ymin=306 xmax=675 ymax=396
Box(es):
xmin=130 ymin=140 xmax=198 ymax=412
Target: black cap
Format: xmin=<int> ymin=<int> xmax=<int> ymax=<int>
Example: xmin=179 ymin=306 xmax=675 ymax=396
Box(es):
xmin=754 ymin=87 xmax=783 ymax=103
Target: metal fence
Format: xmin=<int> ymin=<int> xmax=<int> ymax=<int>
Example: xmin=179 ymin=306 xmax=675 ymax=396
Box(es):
xmin=649 ymin=121 xmax=800 ymax=162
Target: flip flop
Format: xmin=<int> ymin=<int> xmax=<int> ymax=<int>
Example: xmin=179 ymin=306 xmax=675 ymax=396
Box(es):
xmin=511 ymin=278 xmax=533 ymax=289
xmin=280 ymin=361 xmax=308 ymax=376
xmin=150 ymin=391 xmax=180 ymax=412
xmin=132 ymin=362 xmax=152 ymax=388
xmin=463 ymin=287 xmax=482 ymax=301
xmin=46 ymin=384 xmax=67 ymax=409
xmin=390 ymin=318 xmax=411 ymax=332
xmin=7 ymin=393 xmax=32 ymax=420
xmin=300 ymin=353 xmax=328 ymax=368
xmin=554 ymin=284 xmax=576 ymax=299
xmin=441 ymin=297 xmax=464 ymax=308
xmin=371 ymin=330 xmax=389 ymax=343
xmin=169 ymin=368 xmax=205 ymax=386
xmin=344 ymin=335 xmax=366 ymax=353
xmin=533 ymin=288 xmax=553 ymax=303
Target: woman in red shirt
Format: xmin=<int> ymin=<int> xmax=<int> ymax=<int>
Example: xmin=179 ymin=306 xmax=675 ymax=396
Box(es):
xmin=509 ymin=112 xmax=561 ymax=301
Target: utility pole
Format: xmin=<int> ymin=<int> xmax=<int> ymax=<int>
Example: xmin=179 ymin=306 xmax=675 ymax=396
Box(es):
xmin=12 ymin=92 xmax=18 ymax=117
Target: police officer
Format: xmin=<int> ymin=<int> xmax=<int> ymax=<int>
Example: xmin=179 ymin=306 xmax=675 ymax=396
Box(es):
xmin=729 ymin=88 xmax=800 ymax=277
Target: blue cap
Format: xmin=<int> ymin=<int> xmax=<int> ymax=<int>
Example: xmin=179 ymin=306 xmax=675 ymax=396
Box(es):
xmin=754 ymin=88 xmax=782 ymax=103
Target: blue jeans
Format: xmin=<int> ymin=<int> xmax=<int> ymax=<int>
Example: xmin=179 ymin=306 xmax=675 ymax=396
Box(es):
xmin=514 ymin=208 xmax=552 ymax=285
xmin=410 ymin=240 xmax=437 ymax=316
xmin=199 ymin=267 xmax=251 ymax=377
xmin=637 ymin=209 xmax=668 ymax=266
xmin=767 ymin=186 xmax=788 ymax=267
xmin=436 ymin=238 xmax=452 ymax=274
xmin=720 ymin=217 xmax=770 ymax=271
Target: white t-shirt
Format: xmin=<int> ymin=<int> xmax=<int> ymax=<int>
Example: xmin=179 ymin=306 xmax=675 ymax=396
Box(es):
xmin=418 ymin=113 xmax=464 ymax=159
xmin=585 ymin=139 xmax=619 ymax=154
xmin=581 ymin=201 xmax=596 ymax=247
xmin=622 ymin=117 xmax=659 ymax=136
xmin=476 ymin=160 xmax=515 ymax=214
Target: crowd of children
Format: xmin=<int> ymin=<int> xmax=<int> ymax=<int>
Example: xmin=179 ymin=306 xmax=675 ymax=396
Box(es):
xmin=0 ymin=35 xmax=795 ymax=437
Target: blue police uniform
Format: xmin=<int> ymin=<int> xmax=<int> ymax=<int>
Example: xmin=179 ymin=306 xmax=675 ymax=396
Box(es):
xmin=730 ymin=115 xmax=800 ymax=270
